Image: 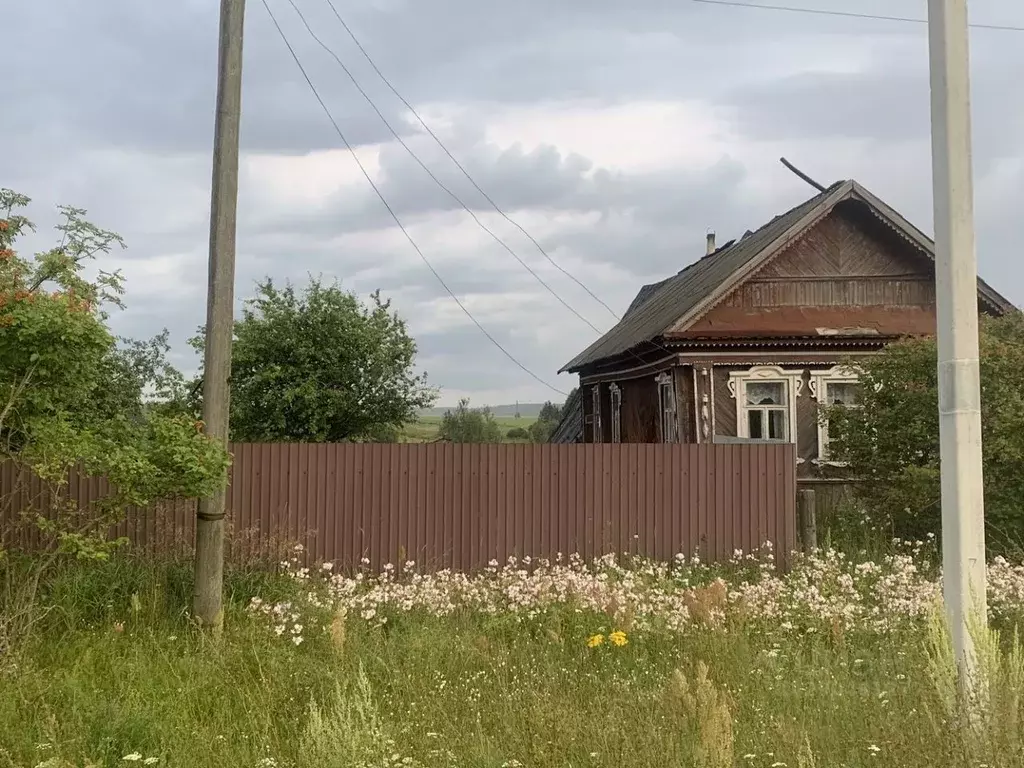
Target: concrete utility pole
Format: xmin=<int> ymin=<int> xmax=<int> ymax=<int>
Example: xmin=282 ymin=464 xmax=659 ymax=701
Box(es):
xmin=926 ymin=0 xmax=987 ymax=695
xmin=194 ymin=0 xmax=246 ymax=630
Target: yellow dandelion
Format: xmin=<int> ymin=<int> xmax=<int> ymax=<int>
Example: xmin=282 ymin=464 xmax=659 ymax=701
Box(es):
xmin=587 ymin=633 xmax=605 ymax=648
xmin=609 ymin=630 xmax=628 ymax=647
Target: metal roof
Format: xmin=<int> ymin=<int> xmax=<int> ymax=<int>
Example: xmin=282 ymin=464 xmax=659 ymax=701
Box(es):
xmin=559 ymin=180 xmax=1017 ymax=374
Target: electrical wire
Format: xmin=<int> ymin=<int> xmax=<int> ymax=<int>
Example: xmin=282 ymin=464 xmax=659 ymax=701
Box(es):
xmin=691 ymin=0 xmax=1024 ymax=32
xmin=282 ymin=0 xmax=605 ymax=336
xmin=259 ymin=0 xmax=568 ymax=396
xmin=320 ymin=0 xmax=623 ymax=322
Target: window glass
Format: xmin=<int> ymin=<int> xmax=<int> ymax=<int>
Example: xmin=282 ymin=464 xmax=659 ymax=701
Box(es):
xmin=827 ymin=382 xmax=860 ymax=406
xmin=746 ymin=381 xmax=785 ymax=406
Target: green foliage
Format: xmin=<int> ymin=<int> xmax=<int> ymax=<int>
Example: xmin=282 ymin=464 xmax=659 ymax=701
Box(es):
xmin=827 ymin=313 xmax=1024 ymax=550
xmin=437 ymin=398 xmax=504 ymax=443
xmin=194 ymin=277 xmax=436 ymax=443
xmin=524 ymin=391 xmax=575 ymax=443
xmin=0 ymin=189 xmax=229 ymax=559
xmin=538 ymin=400 xmax=563 ymax=423
xmin=505 ymin=426 xmax=529 ymax=441
xmin=5 ymin=554 xmax=1024 ymax=767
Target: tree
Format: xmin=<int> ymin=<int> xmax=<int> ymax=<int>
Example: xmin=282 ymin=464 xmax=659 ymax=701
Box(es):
xmin=526 ymin=390 xmax=576 ymax=443
xmin=826 ymin=313 xmax=1024 ymax=551
xmin=193 ymin=277 xmax=436 ymax=443
xmin=538 ymin=400 xmax=563 ymax=423
xmin=436 ymin=399 xmax=503 ymax=443
xmin=0 ymin=189 xmax=229 ymax=647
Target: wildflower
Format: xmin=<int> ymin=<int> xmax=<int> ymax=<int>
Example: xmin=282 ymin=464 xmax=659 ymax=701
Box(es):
xmin=144 ymin=759 xmax=160 ymax=765
xmin=122 ymin=755 xmax=143 ymax=762
xmin=868 ymin=745 xmax=881 ymax=754
xmin=587 ymin=634 xmax=605 ymax=648
xmin=113 ymin=622 xmax=125 ymax=633
xmin=609 ymin=630 xmax=628 ymax=647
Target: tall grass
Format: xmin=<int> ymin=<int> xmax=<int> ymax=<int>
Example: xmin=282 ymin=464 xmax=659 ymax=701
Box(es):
xmin=2 ymin=551 xmax=1024 ymax=767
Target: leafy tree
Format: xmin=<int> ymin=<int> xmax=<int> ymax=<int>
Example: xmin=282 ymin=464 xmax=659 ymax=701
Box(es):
xmin=437 ymin=399 xmax=503 ymax=443
xmin=538 ymin=400 xmax=563 ymax=423
xmin=0 ymin=189 xmax=229 ymax=645
xmin=192 ymin=277 xmax=436 ymax=443
xmin=526 ymin=390 xmax=576 ymax=443
xmin=505 ymin=427 xmax=529 ymax=441
xmin=826 ymin=313 xmax=1024 ymax=551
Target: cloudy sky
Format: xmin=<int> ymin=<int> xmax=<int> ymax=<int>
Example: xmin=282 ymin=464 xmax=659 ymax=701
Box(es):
xmin=7 ymin=0 xmax=1024 ymax=407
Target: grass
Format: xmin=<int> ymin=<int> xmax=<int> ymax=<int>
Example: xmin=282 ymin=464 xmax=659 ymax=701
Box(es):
xmin=399 ymin=415 xmax=538 ymax=443
xmin=3 ymin=549 xmax=1024 ymax=767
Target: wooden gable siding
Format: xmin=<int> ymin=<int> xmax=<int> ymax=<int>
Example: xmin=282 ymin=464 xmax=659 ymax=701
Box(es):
xmin=682 ymin=206 xmax=939 ymax=337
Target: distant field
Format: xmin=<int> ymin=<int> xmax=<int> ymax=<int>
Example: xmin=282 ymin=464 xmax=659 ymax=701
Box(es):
xmin=400 ymin=414 xmax=537 ymax=443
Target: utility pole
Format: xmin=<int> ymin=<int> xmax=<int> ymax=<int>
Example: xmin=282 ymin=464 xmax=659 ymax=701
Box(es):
xmin=194 ymin=0 xmax=246 ymax=630
xmin=926 ymin=0 xmax=987 ymax=697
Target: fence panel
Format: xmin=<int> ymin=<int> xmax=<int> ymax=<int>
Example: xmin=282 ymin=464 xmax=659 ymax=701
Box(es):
xmin=1 ymin=443 xmax=797 ymax=569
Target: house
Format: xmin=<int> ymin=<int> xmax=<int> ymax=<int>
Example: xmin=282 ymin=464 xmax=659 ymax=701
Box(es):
xmin=551 ymin=179 xmax=1015 ymax=483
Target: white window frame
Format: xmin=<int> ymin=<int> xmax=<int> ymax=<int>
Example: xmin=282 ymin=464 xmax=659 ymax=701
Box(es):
xmin=656 ymin=372 xmax=677 ymax=443
xmin=609 ymin=383 xmax=622 ymax=444
xmin=591 ymin=385 xmax=602 ymax=443
xmin=727 ymin=365 xmax=803 ymax=442
xmin=809 ymin=365 xmax=862 ymax=464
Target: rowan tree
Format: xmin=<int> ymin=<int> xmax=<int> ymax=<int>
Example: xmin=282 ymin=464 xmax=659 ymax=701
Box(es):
xmin=0 ymin=188 xmax=229 ymax=561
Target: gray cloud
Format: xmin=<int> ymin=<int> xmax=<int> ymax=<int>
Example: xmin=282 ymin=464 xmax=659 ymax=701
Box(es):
xmin=6 ymin=0 xmax=1024 ymax=404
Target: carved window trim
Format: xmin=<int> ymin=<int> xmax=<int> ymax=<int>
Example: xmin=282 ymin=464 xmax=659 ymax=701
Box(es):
xmin=609 ymin=383 xmax=622 ymax=444
xmin=591 ymin=385 xmax=602 ymax=443
xmin=727 ymin=365 xmax=803 ymax=443
xmin=809 ymin=365 xmax=862 ymax=464
xmin=656 ymin=372 xmax=677 ymax=443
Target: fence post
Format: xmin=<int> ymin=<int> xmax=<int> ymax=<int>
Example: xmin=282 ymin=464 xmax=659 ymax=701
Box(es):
xmin=798 ymin=489 xmax=817 ymax=554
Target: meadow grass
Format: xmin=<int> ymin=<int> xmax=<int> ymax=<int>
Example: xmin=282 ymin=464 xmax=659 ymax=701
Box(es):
xmin=3 ymin=548 xmax=1024 ymax=768
xmin=399 ymin=416 xmax=537 ymax=443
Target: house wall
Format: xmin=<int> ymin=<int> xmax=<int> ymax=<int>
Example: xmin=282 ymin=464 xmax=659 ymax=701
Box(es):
xmin=711 ymin=363 xmax=836 ymax=479
xmin=620 ymin=376 xmax=660 ymax=443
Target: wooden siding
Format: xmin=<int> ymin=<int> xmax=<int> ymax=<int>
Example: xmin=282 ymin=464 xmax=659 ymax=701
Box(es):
xmin=2 ymin=443 xmax=798 ymax=569
xmin=675 ymin=364 xmax=696 ymax=443
xmin=712 ymin=367 xmax=738 ymax=439
xmin=620 ymin=376 xmax=660 ymax=443
xmin=684 ymin=208 xmax=941 ymax=338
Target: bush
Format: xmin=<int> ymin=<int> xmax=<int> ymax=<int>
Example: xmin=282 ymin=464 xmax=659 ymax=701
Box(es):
xmin=827 ymin=312 xmax=1024 ymax=552
xmin=437 ymin=398 xmax=503 ymax=443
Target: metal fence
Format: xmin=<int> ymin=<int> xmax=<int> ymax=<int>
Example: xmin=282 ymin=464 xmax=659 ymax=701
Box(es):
xmin=1 ymin=443 xmax=797 ymax=569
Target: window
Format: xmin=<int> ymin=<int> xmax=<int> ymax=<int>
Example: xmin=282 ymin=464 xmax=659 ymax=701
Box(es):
xmin=810 ymin=366 xmax=862 ymax=462
xmin=728 ymin=366 xmax=804 ymax=442
xmin=591 ymin=385 xmax=602 ymax=443
xmin=610 ymin=383 xmax=622 ymax=443
xmin=745 ymin=381 xmax=788 ymax=439
xmin=656 ymin=373 xmax=677 ymax=442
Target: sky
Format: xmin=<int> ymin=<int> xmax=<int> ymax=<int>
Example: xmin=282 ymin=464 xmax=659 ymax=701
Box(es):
xmin=6 ymin=0 xmax=1024 ymax=407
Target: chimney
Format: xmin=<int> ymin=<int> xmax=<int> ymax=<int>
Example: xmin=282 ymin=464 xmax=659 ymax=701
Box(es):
xmin=705 ymin=232 xmax=716 ymax=255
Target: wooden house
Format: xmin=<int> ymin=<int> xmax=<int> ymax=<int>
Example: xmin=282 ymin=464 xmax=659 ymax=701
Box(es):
xmin=552 ymin=179 xmax=1015 ymax=486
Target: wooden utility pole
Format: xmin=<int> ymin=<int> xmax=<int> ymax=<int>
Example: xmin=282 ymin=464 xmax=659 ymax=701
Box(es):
xmin=193 ymin=0 xmax=246 ymax=630
xmin=926 ymin=0 xmax=987 ymax=696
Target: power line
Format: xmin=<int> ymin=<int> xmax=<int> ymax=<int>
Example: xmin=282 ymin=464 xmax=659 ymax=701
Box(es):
xmin=320 ymin=0 xmax=623 ymax=322
xmin=282 ymin=0 xmax=605 ymax=336
xmin=691 ymin=0 xmax=1024 ymax=31
xmin=259 ymin=0 xmax=568 ymax=396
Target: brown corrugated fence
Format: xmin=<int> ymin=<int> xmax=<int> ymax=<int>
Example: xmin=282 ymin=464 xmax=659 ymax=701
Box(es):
xmin=1 ymin=443 xmax=797 ymax=569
